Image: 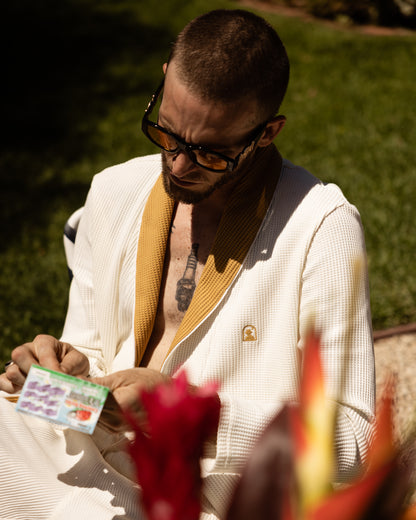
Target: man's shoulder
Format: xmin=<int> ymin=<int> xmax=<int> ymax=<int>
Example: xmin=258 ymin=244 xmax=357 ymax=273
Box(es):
xmin=265 ymin=158 xmax=359 ymax=237
xmin=84 ymin=153 xmax=162 ymax=221
xmin=93 ymin=153 xmax=162 ymax=189
xmin=279 ymin=158 xmax=350 ymax=209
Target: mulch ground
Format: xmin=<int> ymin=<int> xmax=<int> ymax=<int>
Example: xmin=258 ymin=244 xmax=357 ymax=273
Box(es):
xmin=238 ymin=0 xmax=415 ymax=36
xmin=375 ymin=331 xmax=416 ymax=441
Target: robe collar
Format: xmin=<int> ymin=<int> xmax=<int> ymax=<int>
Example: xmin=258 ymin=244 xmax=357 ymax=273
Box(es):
xmin=134 ymin=145 xmax=282 ymax=366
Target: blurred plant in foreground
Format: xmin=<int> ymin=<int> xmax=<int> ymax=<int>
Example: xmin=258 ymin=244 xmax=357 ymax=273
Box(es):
xmin=125 ymin=371 xmax=220 ymax=520
xmin=226 ymin=324 xmax=416 ymax=520
xmin=126 ymin=326 xmax=416 ymax=520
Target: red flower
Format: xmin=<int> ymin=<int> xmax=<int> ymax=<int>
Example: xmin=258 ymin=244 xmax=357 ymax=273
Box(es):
xmin=124 ymin=371 xmax=220 ymax=520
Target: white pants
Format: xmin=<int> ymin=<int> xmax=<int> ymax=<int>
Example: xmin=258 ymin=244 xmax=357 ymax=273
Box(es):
xmin=0 ymin=398 xmax=142 ymax=520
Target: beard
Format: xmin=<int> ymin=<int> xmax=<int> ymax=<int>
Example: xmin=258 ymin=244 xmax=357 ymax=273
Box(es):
xmin=161 ymin=151 xmax=241 ymax=205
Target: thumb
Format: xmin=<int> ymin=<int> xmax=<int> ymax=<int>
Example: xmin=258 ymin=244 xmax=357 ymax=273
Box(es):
xmin=90 ymin=375 xmax=115 ymax=390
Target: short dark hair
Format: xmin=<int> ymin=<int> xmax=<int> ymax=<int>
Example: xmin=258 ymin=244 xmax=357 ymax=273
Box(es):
xmin=168 ymin=9 xmax=290 ymax=122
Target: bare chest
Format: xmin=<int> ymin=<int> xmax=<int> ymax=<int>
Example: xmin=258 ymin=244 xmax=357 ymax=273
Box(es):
xmin=140 ymin=204 xmax=221 ymax=369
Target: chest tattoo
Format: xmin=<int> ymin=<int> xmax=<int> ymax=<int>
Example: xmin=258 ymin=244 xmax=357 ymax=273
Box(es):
xmin=175 ymin=243 xmax=199 ymax=312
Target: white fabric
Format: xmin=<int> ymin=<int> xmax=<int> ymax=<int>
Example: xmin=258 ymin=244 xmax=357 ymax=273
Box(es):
xmin=0 ymin=398 xmax=141 ymax=520
xmin=0 ymin=153 xmax=375 ymax=519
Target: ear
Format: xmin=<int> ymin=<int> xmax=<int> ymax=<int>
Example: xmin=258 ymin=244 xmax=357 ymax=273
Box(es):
xmin=257 ymin=115 xmax=286 ymax=147
xmin=163 ymin=62 xmax=168 ymax=74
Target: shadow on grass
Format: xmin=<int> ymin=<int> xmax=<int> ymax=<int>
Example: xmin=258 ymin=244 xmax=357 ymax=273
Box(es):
xmin=1 ymin=0 xmax=176 ymax=250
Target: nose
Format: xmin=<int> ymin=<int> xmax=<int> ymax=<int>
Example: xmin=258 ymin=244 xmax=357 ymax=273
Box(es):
xmin=170 ymin=151 xmax=195 ymax=178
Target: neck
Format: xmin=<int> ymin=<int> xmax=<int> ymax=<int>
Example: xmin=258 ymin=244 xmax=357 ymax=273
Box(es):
xmin=190 ymin=145 xmax=276 ymax=215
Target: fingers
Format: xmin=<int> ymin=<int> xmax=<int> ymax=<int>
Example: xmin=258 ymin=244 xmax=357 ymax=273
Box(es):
xmin=92 ymin=368 xmax=169 ymax=404
xmin=0 ymin=337 xmax=59 ymax=392
xmin=0 ymin=343 xmax=39 ymax=389
xmin=30 ymin=335 xmax=89 ymax=377
xmin=31 ymin=335 xmax=62 ymax=372
xmin=59 ymin=347 xmax=90 ymax=377
xmin=92 ymin=369 xmax=172 ymax=433
xmin=12 ymin=342 xmax=38 ymax=373
xmin=7 ymin=335 xmax=62 ymax=376
xmin=92 ymin=375 xmax=116 ymax=392
xmin=0 ymin=370 xmax=22 ymax=393
xmin=0 ymin=335 xmax=90 ymax=394
xmin=92 ymin=373 xmax=143 ymax=410
xmin=92 ymin=376 xmax=137 ymax=433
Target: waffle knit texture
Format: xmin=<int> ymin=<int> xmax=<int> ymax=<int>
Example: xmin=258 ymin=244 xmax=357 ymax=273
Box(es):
xmin=0 ymin=149 xmax=375 ymax=520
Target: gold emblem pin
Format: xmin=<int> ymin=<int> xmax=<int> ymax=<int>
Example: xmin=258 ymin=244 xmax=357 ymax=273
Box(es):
xmin=242 ymin=325 xmax=257 ymax=341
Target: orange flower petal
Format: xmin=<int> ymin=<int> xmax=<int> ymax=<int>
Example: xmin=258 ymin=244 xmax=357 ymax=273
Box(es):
xmin=308 ymin=461 xmax=394 ymax=520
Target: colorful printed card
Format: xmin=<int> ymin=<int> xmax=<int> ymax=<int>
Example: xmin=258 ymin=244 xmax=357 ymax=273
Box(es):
xmin=16 ymin=365 xmax=109 ymax=434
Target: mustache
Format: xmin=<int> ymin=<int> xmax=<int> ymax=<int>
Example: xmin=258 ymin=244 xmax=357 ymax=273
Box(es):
xmin=161 ymin=152 xmax=202 ymax=180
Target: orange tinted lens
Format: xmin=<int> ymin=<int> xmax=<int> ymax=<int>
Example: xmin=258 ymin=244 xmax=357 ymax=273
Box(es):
xmin=195 ymin=150 xmax=228 ymax=170
xmin=148 ymin=126 xmax=177 ymax=151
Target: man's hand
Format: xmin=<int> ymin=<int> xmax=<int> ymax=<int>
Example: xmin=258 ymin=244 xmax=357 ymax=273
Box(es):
xmin=92 ymin=368 xmax=171 ymax=432
xmin=0 ymin=334 xmax=90 ymax=393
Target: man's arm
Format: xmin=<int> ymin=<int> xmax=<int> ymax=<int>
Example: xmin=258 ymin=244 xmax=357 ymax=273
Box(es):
xmin=299 ymin=202 xmax=375 ymax=480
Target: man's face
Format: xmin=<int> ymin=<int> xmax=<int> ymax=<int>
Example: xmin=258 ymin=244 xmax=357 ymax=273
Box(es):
xmin=158 ymin=64 xmax=261 ymax=204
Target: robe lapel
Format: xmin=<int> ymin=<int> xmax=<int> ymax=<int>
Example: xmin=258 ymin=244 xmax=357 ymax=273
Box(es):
xmin=166 ymin=145 xmax=282 ymax=358
xmin=134 ymin=175 xmax=175 ymax=364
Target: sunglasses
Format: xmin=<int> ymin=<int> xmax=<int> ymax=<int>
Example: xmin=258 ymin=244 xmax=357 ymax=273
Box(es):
xmin=141 ymin=79 xmax=267 ymax=173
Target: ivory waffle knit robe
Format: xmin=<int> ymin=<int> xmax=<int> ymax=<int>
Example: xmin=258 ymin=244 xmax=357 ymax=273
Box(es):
xmin=0 ymin=148 xmax=375 ymax=519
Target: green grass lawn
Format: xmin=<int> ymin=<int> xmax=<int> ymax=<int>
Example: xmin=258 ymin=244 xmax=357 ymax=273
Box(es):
xmin=1 ymin=0 xmax=415 ymax=369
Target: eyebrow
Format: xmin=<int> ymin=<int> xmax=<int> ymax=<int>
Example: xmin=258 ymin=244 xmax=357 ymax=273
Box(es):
xmin=157 ymin=114 xmax=237 ymax=154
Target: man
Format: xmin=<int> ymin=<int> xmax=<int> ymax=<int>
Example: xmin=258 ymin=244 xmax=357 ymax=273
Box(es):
xmin=0 ymin=9 xmax=375 ymax=520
